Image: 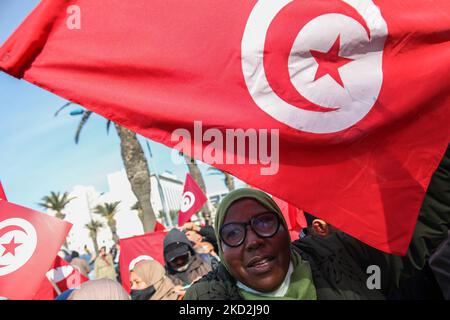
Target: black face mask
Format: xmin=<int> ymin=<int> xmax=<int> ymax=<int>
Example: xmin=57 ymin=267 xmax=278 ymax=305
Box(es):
xmin=130 ymin=285 xmax=156 ymax=300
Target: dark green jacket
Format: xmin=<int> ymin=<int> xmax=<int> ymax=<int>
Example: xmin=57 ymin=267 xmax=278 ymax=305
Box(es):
xmin=184 ymin=146 xmax=449 ymax=300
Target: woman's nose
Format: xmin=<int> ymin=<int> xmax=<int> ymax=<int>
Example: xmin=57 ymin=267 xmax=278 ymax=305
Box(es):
xmin=244 ymin=227 xmax=264 ymax=251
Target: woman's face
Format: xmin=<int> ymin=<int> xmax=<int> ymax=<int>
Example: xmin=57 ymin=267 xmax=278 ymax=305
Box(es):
xmin=221 ymin=199 xmax=291 ymax=293
xmin=130 ymin=271 xmax=148 ymax=290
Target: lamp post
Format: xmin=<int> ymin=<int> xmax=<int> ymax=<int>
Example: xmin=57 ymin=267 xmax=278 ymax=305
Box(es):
xmin=145 ymin=141 xmax=173 ymax=228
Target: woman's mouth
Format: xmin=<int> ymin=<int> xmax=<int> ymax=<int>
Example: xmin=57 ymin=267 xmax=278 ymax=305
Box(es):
xmin=246 ymin=255 xmax=275 ymax=274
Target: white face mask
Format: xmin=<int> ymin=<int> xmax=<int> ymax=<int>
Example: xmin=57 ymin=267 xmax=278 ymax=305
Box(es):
xmin=175 ymin=263 xmax=190 ymax=272
xmin=172 ymin=251 xmax=191 ymax=272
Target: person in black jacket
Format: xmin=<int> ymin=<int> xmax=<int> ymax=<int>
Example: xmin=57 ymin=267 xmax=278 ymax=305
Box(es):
xmin=163 ymin=228 xmax=212 ymax=287
xmin=184 ymin=146 xmax=449 ymax=300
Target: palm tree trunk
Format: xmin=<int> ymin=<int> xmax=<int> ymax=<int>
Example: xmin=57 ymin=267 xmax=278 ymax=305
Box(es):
xmin=108 ymin=220 xmax=119 ymax=243
xmin=91 ymin=232 xmax=99 ymax=255
xmin=55 ymin=211 xmax=69 ymax=249
xmin=115 ymin=124 xmax=156 ymax=232
xmin=184 ymin=155 xmax=212 ymax=225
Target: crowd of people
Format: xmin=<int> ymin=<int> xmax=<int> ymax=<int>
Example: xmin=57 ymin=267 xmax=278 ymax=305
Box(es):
xmin=55 ymin=148 xmax=449 ymax=300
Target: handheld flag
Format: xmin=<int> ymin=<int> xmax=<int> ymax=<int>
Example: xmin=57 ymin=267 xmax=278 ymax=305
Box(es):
xmin=0 ymin=201 xmax=71 ymax=299
xmin=119 ymin=231 xmax=167 ymax=293
xmin=178 ymin=174 xmax=208 ymax=226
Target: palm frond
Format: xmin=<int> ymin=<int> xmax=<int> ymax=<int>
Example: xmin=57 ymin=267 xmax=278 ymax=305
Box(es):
xmin=74 ymin=110 xmax=93 ymax=144
xmin=106 ymin=119 xmax=112 ymax=135
xmin=53 ymin=102 xmax=73 ymax=117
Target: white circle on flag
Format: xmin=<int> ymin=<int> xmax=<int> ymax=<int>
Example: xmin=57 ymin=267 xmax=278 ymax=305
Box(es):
xmin=46 ymin=265 xmax=74 ymax=283
xmin=0 ymin=218 xmax=37 ymax=276
xmin=241 ymin=0 xmax=388 ymax=133
xmin=180 ymin=191 xmax=196 ymax=213
xmin=129 ymin=255 xmax=154 ymax=271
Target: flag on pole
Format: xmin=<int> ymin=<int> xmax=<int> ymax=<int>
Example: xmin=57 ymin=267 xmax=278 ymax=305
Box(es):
xmin=33 ymin=255 xmax=89 ymax=300
xmin=0 ymin=201 xmax=72 ymax=299
xmin=1 ymin=0 xmax=450 ymax=254
xmin=119 ymin=231 xmax=167 ymax=293
xmin=178 ymin=174 xmax=208 ymax=226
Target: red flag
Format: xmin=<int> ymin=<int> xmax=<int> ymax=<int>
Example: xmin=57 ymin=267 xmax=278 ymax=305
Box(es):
xmin=32 ymin=276 xmax=56 ymax=300
xmin=1 ymin=0 xmax=449 ymax=254
xmin=0 ymin=181 xmax=6 ymax=202
xmin=273 ymin=196 xmax=307 ymax=241
xmin=0 ymin=201 xmax=71 ymax=299
xmin=33 ymin=255 xmax=89 ymax=300
xmin=119 ymin=231 xmax=167 ymax=293
xmin=178 ymin=174 xmax=208 ymax=226
xmin=154 ymin=221 xmax=166 ymax=232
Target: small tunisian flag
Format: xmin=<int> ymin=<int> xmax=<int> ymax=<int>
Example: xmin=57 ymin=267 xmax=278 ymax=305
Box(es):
xmin=178 ymin=174 xmax=208 ymax=226
xmin=1 ymin=0 xmax=450 ymax=254
xmin=119 ymin=231 xmax=167 ymax=293
xmin=0 ymin=201 xmax=72 ymax=299
xmin=33 ymin=255 xmax=89 ymax=300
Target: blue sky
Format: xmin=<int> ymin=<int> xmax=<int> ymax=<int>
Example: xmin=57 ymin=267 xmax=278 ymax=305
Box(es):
xmin=0 ymin=1 xmax=235 ymax=210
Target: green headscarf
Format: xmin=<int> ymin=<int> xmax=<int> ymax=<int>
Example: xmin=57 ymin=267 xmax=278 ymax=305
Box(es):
xmin=214 ymin=188 xmax=317 ymax=300
xmin=214 ymin=188 xmax=289 ymax=269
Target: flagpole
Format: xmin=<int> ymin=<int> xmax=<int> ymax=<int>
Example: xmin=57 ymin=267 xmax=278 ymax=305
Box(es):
xmin=145 ymin=141 xmax=173 ymax=228
xmin=49 ymin=279 xmax=62 ymax=296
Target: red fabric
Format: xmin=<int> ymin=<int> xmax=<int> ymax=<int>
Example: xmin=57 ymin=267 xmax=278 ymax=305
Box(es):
xmin=0 ymin=201 xmax=71 ymax=299
xmin=33 ymin=255 xmax=89 ymax=300
xmin=154 ymin=221 xmax=166 ymax=232
xmin=119 ymin=231 xmax=167 ymax=293
xmin=1 ymin=0 xmax=449 ymax=254
xmin=178 ymin=174 xmax=208 ymax=226
xmin=32 ymin=277 xmax=55 ymax=300
xmin=273 ymin=196 xmax=307 ymax=241
xmin=0 ymin=181 xmax=6 ymax=202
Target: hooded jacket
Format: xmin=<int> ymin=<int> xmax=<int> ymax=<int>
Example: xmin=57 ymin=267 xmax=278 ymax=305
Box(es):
xmin=163 ymin=228 xmax=212 ymax=286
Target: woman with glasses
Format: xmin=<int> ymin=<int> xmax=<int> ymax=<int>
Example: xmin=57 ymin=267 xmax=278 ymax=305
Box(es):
xmin=184 ymin=187 xmax=385 ymax=300
xmin=183 ymin=148 xmax=449 ymax=300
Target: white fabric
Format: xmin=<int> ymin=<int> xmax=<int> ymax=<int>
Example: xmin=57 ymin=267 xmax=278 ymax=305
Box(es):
xmin=236 ymin=262 xmax=294 ymax=297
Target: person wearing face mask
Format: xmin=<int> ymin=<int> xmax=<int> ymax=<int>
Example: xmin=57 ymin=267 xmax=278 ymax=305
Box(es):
xmin=163 ymin=228 xmax=212 ymax=287
xmin=129 ymin=260 xmax=180 ymax=300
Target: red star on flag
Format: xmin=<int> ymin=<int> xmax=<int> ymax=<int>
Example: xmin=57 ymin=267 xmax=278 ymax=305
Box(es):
xmin=0 ymin=236 xmax=23 ymax=257
xmin=310 ymin=35 xmax=353 ymax=88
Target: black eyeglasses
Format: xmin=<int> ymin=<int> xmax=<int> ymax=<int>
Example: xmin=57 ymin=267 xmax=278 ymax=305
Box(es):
xmin=220 ymin=212 xmax=280 ymax=247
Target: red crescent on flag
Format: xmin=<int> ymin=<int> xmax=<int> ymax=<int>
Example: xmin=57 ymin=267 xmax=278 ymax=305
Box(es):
xmin=0 ymin=225 xmax=28 ymax=268
xmin=263 ymin=0 xmax=370 ymax=113
xmin=0 ymin=225 xmax=27 ymax=238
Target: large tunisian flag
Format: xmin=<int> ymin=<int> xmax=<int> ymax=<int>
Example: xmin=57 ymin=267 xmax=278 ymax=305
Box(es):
xmin=1 ymin=0 xmax=450 ymax=254
xmin=119 ymin=231 xmax=167 ymax=293
xmin=0 ymin=201 xmax=72 ymax=299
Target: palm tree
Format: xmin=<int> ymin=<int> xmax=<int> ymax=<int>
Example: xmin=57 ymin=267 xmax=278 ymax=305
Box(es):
xmin=38 ymin=191 xmax=75 ymax=249
xmin=38 ymin=191 xmax=75 ymax=220
xmin=94 ymin=201 xmax=120 ymax=243
xmin=85 ymin=220 xmax=104 ymax=255
xmin=56 ymin=105 xmax=158 ymax=232
xmin=183 ymin=155 xmax=213 ymax=225
xmin=131 ymin=201 xmax=145 ymax=228
xmin=207 ymin=167 xmax=235 ymax=192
